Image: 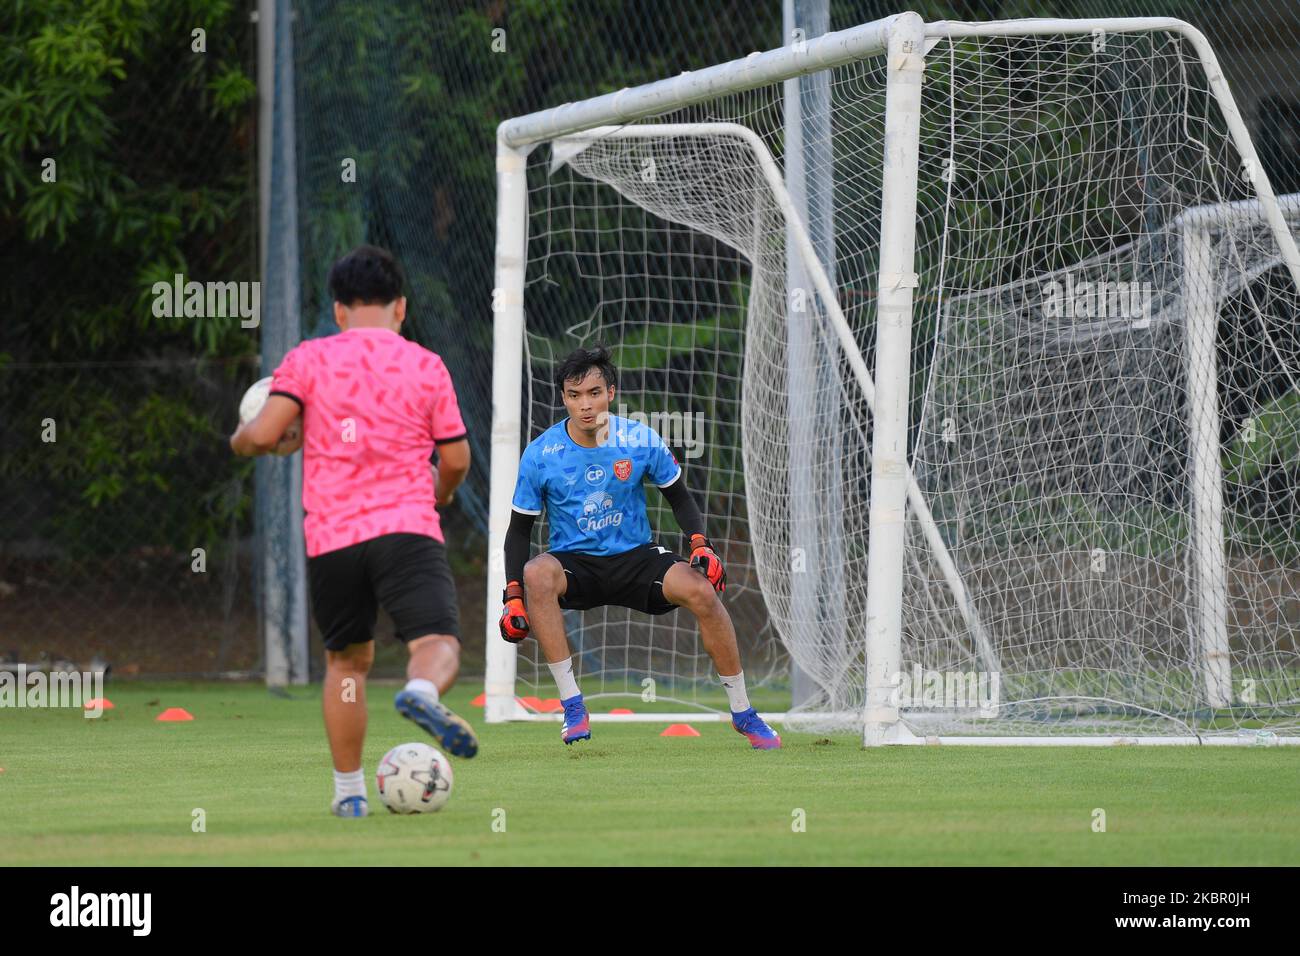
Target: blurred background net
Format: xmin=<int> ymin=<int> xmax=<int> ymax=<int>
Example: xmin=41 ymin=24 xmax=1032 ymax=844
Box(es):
xmin=5 ymin=0 xmax=1300 ymax=683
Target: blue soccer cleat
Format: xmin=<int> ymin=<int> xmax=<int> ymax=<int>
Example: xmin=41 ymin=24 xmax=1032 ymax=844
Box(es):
xmin=394 ymin=689 xmax=479 ymax=758
xmin=731 ymin=707 xmax=782 ymax=750
xmin=331 ymin=795 xmax=370 ymax=817
xmin=560 ymin=694 xmax=591 ymax=745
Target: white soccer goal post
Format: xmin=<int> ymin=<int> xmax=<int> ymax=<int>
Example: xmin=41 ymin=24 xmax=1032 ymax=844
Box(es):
xmin=487 ymin=12 xmax=1300 ymax=745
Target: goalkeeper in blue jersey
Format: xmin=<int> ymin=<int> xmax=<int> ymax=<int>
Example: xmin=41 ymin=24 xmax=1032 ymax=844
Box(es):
xmin=499 ymin=346 xmax=780 ymax=750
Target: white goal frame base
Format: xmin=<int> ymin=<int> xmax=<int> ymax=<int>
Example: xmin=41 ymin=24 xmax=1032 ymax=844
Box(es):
xmin=502 ymin=704 xmax=1299 ymax=744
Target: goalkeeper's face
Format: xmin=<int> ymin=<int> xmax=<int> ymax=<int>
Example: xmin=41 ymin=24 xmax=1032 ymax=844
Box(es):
xmin=561 ymin=368 xmax=615 ymax=441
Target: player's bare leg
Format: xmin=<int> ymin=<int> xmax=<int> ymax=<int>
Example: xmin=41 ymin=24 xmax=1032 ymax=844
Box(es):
xmin=407 ymin=633 xmax=460 ymax=693
xmin=323 ymin=640 xmax=373 ymax=771
xmin=522 ymin=553 xmax=571 ymax=663
xmin=661 ymin=562 xmax=740 ymax=673
xmin=522 ymin=553 xmax=590 ymax=743
xmin=323 ymin=640 xmax=374 ymax=815
xmin=662 ymin=561 xmax=781 ymax=749
xmin=395 ymin=633 xmax=478 ymax=758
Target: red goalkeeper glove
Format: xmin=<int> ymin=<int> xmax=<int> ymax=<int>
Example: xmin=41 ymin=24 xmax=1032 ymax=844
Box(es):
xmin=688 ymin=533 xmax=726 ymax=593
xmin=499 ymin=580 xmax=530 ymax=643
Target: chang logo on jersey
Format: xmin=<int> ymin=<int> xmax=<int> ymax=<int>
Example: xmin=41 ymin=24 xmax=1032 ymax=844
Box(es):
xmin=578 ymin=490 xmax=620 ymax=532
xmin=584 ymin=464 xmax=605 ymax=484
xmin=542 ymin=442 xmax=565 ymax=456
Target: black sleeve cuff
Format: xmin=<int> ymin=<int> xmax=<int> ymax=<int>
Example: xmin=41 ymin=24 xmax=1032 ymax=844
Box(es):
xmin=269 ymin=390 xmax=303 ymax=410
xmin=435 ymin=432 xmax=469 ymax=446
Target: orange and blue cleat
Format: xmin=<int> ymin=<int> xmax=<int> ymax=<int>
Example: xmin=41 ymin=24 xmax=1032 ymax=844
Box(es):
xmin=732 ymin=707 xmax=782 ymax=750
xmin=561 ymin=694 xmax=591 ymax=745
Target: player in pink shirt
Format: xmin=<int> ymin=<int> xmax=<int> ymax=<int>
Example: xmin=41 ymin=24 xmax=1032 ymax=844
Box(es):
xmin=231 ymin=245 xmax=477 ymax=817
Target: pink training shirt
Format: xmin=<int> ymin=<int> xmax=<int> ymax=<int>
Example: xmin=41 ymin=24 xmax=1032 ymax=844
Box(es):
xmin=270 ymin=326 xmax=467 ymax=557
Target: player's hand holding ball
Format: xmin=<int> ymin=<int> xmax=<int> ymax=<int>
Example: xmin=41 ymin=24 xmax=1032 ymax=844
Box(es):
xmin=499 ymin=580 xmax=530 ymax=642
xmin=273 ymin=423 xmax=303 ymax=456
xmin=238 ymin=376 xmax=301 ymax=455
xmin=689 ymin=533 xmax=726 ymax=592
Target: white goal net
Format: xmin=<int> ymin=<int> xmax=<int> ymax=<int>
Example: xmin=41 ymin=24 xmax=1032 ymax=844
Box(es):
xmin=490 ymin=16 xmax=1300 ymax=742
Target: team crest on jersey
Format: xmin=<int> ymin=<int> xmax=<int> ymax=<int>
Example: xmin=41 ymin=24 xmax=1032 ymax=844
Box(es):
xmin=614 ymin=458 xmax=632 ymax=481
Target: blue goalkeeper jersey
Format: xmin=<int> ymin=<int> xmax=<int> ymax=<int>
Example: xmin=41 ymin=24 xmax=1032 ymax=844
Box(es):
xmin=511 ymin=415 xmax=682 ymax=556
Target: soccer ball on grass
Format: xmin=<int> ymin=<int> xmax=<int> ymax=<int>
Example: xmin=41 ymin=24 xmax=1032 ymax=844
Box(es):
xmin=376 ymin=742 xmax=454 ymax=814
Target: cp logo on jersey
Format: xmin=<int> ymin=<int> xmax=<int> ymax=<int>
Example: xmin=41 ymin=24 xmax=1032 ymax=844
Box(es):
xmin=584 ymin=464 xmax=605 ymax=484
xmin=613 ymin=459 xmax=632 ymax=481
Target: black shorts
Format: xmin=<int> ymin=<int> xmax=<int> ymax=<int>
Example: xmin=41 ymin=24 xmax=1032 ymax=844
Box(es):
xmin=552 ymin=542 xmax=688 ymax=616
xmin=307 ymin=532 xmax=459 ymax=650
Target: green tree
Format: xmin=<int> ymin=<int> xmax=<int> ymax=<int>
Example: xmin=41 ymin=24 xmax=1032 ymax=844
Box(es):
xmin=1 ymin=0 xmax=258 ymax=554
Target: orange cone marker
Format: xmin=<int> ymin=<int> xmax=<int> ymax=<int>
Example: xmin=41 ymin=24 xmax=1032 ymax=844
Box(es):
xmin=609 ymin=708 xmax=635 ymax=715
xmin=660 ymin=723 xmax=700 ymax=737
xmin=156 ymin=707 xmax=194 ymax=722
xmin=84 ymin=698 xmax=115 ymax=711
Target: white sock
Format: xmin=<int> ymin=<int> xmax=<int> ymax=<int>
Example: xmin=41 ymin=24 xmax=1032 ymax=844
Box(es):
xmin=333 ymin=768 xmax=366 ymax=803
xmin=548 ymin=657 xmax=582 ymax=701
xmin=404 ymin=678 xmax=439 ymax=702
xmin=720 ymin=671 xmax=751 ymax=713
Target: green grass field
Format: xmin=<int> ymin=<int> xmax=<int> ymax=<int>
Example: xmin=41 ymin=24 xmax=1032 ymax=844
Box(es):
xmin=2 ymin=681 xmax=1297 ymax=866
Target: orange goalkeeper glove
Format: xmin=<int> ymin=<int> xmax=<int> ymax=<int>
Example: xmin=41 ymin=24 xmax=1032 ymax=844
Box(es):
xmin=499 ymin=580 xmax=530 ymax=643
xmin=688 ymin=533 xmax=726 ymax=593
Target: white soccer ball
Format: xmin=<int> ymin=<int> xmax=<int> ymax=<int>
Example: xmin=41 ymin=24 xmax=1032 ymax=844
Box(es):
xmin=239 ymin=375 xmax=301 ymax=446
xmin=239 ymin=376 xmax=274 ymax=425
xmin=376 ymin=742 xmax=454 ymax=814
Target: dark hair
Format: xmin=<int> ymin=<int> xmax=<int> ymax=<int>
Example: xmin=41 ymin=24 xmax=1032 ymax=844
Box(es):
xmin=555 ymin=345 xmax=617 ymax=392
xmin=327 ymin=244 xmax=405 ymax=306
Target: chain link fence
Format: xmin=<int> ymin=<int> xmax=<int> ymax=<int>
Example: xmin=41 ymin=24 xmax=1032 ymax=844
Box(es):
xmin=1 ymin=359 xmax=259 ymax=676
